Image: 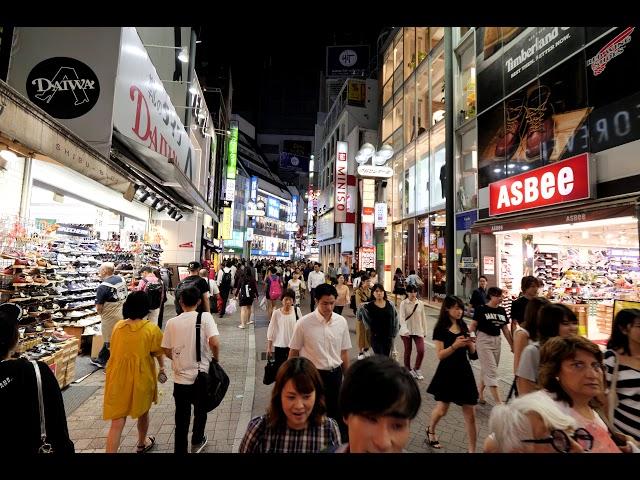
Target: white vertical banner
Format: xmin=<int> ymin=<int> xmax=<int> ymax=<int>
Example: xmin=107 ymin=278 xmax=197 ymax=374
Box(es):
xmin=375 ymin=203 xmax=387 ymax=229
xmin=335 ymin=141 xmax=348 ymax=223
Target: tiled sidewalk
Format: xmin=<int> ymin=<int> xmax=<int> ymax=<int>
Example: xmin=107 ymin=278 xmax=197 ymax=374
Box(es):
xmin=65 ymin=296 xmax=256 ymax=453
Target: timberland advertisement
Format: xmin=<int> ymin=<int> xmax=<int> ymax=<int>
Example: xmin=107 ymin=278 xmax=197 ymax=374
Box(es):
xmin=476 ymin=27 xmax=640 ymax=190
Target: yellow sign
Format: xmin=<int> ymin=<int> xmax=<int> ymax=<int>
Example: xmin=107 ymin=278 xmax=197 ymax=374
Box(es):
xmin=221 ymin=206 xmax=233 ymax=240
xmin=614 ymin=300 xmax=640 ymax=318
xmin=347 ymin=79 xmax=366 ymax=107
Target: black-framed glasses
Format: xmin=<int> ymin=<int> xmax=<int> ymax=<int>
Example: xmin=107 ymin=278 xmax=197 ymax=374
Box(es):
xmin=522 ymin=428 xmax=593 ymax=453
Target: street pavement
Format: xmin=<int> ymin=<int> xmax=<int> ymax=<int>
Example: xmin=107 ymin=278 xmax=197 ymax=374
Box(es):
xmin=65 ymin=290 xmax=515 ymax=453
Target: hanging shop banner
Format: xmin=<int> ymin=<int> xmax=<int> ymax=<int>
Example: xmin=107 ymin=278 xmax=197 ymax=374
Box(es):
xmin=290 ymin=195 xmax=299 ymax=223
xmin=225 ymin=178 xmax=236 ymax=202
xmin=488 ymin=153 xmax=592 ymax=216
xmin=55 ymin=224 xmax=93 ymax=237
xmin=221 ymin=206 xmax=233 ymax=240
xmin=226 ymin=123 xmax=239 ymax=180
xmin=335 ymin=141 xmax=348 ymax=223
xmin=113 ymin=28 xmax=198 ymax=182
xmin=326 ymin=45 xmax=370 ymax=77
xmin=376 ymin=243 xmax=385 ymax=262
xmin=359 ymin=246 xmax=376 ymax=270
xmin=483 ymin=256 xmax=495 ymax=275
xmin=250 ymin=176 xmax=258 ymax=201
xmin=7 ymin=27 xmax=122 ymax=159
xmin=362 ymin=223 xmax=374 ymax=247
xmin=374 ymin=203 xmax=387 ymax=229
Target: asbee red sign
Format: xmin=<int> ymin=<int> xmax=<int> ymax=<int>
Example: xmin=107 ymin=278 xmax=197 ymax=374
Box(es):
xmin=489 ymin=154 xmax=591 ymax=216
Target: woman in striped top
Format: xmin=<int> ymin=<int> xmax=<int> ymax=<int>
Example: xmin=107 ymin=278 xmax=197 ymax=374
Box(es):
xmin=604 ymin=308 xmax=640 ymax=441
xmin=239 ymin=357 xmax=341 ymax=453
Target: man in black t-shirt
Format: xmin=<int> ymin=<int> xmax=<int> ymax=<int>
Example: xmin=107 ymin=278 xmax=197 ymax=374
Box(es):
xmin=510 ymin=276 xmax=541 ymax=337
xmin=174 ymin=261 xmax=210 ymax=315
xmin=471 ymin=286 xmax=513 ymax=405
xmin=470 ymin=275 xmax=488 ymax=311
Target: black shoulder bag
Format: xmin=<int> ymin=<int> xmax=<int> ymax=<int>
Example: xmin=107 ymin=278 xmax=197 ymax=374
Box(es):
xmin=194 ymin=312 xmax=230 ymax=412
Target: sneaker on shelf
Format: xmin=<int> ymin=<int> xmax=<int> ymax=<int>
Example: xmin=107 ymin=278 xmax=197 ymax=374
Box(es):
xmin=191 ymin=434 xmax=208 ymax=454
xmin=414 ymin=370 xmax=424 ymax=380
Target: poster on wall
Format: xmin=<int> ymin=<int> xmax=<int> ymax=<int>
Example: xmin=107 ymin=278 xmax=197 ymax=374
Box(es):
xmin=477 ymin=54 xmax=590 ymax=189
xmin=359 ymin=247 xmax=376 ymax=270
xmin=362 ymin=223 xmax=374 ymax=247
xmin=483 ymin=256 xmax=495 ymax=275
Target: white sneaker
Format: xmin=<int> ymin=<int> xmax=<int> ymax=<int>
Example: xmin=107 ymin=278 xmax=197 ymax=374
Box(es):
xmin=414 ymin=370 xmax=424 ymax=380
xmin=238 ymin=324 xmax=245 ymax=329
xmin=357 ymin=352 xmax=365 ymax=360
xmin=191 ymin=434 xmax=208 ymax=453
xmin=409 ymin=369 xmax=418 ymax=379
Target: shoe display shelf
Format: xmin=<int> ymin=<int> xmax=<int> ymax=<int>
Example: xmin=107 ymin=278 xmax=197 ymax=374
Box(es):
xmin=534 ymin=249 xmax=560 ymax=289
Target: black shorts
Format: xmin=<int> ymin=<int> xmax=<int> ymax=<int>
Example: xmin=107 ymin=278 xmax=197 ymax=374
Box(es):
xmin=239 ymin=298 xmax=254 ymax=307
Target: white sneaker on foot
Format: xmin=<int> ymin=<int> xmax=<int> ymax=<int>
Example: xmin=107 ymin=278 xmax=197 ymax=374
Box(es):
xmin=238 ymin=324 xmax=245 ymax=329
xmin=409 ymin=369 xmax=418 ymax=379
xmin=191 ymin=434 xmax=208 ymax=453
xmin=357 ymin=352 xmax=365 ymax=360
xmin=414 ymin=370 xmax=424 ymax=380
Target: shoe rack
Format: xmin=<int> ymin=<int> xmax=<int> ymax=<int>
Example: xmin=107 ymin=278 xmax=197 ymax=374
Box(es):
xmin=534 ymin=248 xmax=561 ymax=288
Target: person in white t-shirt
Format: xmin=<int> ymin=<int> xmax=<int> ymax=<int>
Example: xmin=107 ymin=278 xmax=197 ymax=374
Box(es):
xmin=287 ymin=271 xmax=303 ymax=307
xmin=267 ymin=289 xmax=302 ymax=374
xmin=161 ymin=286 xmax=220 ymax=454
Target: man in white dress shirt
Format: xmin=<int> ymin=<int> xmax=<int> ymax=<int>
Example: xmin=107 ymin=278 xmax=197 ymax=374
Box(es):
xmin=289 ymin=283 xmax=352 ymax=439
xmin=306 ymin=262 xmax=326 ymax=311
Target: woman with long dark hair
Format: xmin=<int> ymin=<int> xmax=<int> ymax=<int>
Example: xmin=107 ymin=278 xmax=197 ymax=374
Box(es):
xmin=357 ymin=283 xmax=399 ymax=357
xmin=393 ymin=268 xmax=406 ymax=306
xmin=604 ymin=308 xmax=640 ymax=441
xmin=426 ymin=295 xmax=478 ymax=452
xmin=236 ymin=268 xmax=259 ymax=329
xmin=239 ymin=357 xmax=341 ymax=452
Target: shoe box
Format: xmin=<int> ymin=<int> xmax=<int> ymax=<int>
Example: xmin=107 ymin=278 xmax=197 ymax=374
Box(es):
xmin=89 ymin=334 xmax=104 ymax=360
xmin=39 ymin=338 xmax=80 ymax=388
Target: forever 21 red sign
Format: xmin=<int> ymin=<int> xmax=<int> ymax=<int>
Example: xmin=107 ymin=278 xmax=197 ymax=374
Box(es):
xmin=489 ymin=153 xmax=591 ymax=216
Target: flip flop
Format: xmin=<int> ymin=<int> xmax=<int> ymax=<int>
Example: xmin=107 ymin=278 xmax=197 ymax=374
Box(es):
xmin=136 ymin=435 xmax=156 ymax=453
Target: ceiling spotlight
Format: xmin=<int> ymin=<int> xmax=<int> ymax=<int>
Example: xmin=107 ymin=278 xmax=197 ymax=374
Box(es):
xmin=189 ymin=84 xmax=198 ymax=95
xmin=167 ymin=207 xmax=176 ymax=216
xmin=138 ymin=189 xmax=151 ymax=202
xmin=157 ymin=202 xmax=167 ymax=212
xmin=174 ymin=213 xmax=183 ymax=221
xmin=178 ymin=46 xmax=189 ymax=63
xmin=150 ymin=196 xmax=160 ymax=208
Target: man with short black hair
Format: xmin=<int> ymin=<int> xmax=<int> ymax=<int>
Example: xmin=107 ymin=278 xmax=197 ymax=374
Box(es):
xmin=174 ymin=261 xmax=210 ymax=316
xmin=289 ymin=283 xmax=352 ymax=439
xmin=470 ymin=275 xmax=488 ymax=311
xmin=216 ymin=261 xmax=234 ymax=318
xmin=510 ymin=276 xmax=541 ymax=337
xmin=306 ymin=263 xmax=325 ymax=311
xmin=327 ymin=262 xmax=338 ymax=284
xmin=162 ymin=286 xmax=220 ymax=454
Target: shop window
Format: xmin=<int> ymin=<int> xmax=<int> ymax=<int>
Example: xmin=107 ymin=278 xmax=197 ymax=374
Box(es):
xmin=417 ymin=216 xmax=430 ymax=299
xmin=403 ymin=144 xmax=416 ymax=217
xmin=393 ymin=223 xmax=403 ymax=278
xmin=457 ymin=44 xmax=476 ymax=124
xmin=456 ymin=127 xmax=478 ymax=212
xmin=455 ymin=228 xmax=479 ymax=301
xmin=393 ymin=32 xmax=404 ymax=71
xmin=416 ymin=134 xmax=429 ymax=214
xmin=404 ymin=76 xmax=416 ymax=145
xmin=429 ymin=211 xmax=447 ymax=304
xmin=416 ymin=62 xmax=429 ymax=140
xmin=430 ymin=124 xmax=446 ymax=212
xmin=383 ymin=48 xmax=394 ymax=84
xmin=382 ymin=102 xmax=393 ymax=143
xmin=393 ymin=94 xmax=404 ymax=151
xmin=431 ymin=51 xmax=445 ymax=126
xmin=430 ymin=27 xmax=444 ymax=48
xmin=404 ymin=27 xmax=416 ymax=79
xmin=416 ymin=28 xmax=429 ymax=67
xmin=392 ymin=156 xmax=403 ymax=222
xmin=402 ymin=218 xmax=416 ymax=274
xmin=383 ymin=78 xmax=393 ymax=105
xmin=393 ymin=63 xmax=404 ymax=93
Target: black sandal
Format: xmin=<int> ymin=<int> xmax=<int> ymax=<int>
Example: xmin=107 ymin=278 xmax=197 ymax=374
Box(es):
xmin=136 ymin=435 xmax=156 ymax=453
xmin=425 ymin=427 xmax=442 ymax=449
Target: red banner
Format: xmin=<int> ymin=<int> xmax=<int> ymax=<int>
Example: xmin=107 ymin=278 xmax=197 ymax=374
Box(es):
xmin=489 ymin=153 xmax=591 ymax=216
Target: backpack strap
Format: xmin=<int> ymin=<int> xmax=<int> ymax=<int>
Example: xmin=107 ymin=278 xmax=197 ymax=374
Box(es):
xmin=195 ymin=311 xmax=202 ymax=363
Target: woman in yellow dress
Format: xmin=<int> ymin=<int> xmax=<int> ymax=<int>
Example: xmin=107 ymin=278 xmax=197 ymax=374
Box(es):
xmin=104 ymin=291 xmax=166 ymax=453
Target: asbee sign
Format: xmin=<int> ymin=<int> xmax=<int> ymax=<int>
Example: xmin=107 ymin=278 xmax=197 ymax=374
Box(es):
xmin=26 ymin=57 xmax=100 ymax=119
xmin=488 ymin=153 xmax=592 ymax=216
xmin=335 ymin=141 xmax=348 ymax=223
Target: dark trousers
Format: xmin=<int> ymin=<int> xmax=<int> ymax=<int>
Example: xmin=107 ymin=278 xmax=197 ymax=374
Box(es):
xmin=334 ymin=306 xmax=344 ymax=315
xmin=173 ymin=382 xmax=208 ymax=454
xmin=97 ymin=342 xmax=110 ymax=364
xmin=319 ymin=365 xmax=347 ymax=441
xmin=371 ymin=335 xmax=393 ymax=357
xmin=219 ymin=287 xmax=231 ymax=317
xmin=401 ymin=335 xmax=425 ymax=370
xmin=158 ymin=301 xmax=165 ymax=329
xmin=310 ymin=288 xmax=316 ymax=311
xmin=273 ymin=346 xmax=289 ymax=373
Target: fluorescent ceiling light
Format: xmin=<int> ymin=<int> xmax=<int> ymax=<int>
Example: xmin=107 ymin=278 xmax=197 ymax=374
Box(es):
xmin=178 ymin=47 xmax=189 ymax=63
xmin=497 ymin=216 xmax=637 ymax=235
xmin=189 ymin=84 xmax=198 ymax=95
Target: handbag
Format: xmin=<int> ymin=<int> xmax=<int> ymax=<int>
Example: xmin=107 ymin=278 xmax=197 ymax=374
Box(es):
xmin=263 ymin=355 xmax=278 ymax=385
xmin=31 ymin=360 xmax=53 ymax=453
xmin=193 ymin=312 xmax=230 ymax=412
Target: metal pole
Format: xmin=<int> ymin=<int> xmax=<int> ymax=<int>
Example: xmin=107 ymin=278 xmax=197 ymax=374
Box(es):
xmin=444 ymin=28 xmax=455 ymax=296
xmin=19 ymin=156 xmax=33 ymax=219
xmin=184 ymin=29 xmax=197 ymax=131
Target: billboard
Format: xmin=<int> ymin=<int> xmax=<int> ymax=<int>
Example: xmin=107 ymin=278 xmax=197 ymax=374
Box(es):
xmin=326 ymin=45 xmax=370 ymax=77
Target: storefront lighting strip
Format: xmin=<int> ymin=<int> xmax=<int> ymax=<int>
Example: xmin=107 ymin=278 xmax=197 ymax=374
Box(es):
xmin=257 ymin=189 xmax=291 ymax=204
xmin=496 ymin=216 xmax=637 ymax=235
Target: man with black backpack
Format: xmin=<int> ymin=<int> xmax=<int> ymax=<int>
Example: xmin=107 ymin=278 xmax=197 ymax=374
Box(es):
xmin=137 ymin=266 xmax=164 ymax=325
xmin=216 ymin=260 xmax=234 ymax=319
xmin=174 ymin=262 xmax=211 ymax=316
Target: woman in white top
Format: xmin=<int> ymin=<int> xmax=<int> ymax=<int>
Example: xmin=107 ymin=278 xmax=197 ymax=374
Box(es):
xmin=334 ymin=274 xmax=350 ymax=316
xmin=267 ymin=289 xmax=302 ymax=374
xmin=287 ymin=271 xmax=303 ymax=307
xmin=398 ymin=284 xmax=429 ymax=380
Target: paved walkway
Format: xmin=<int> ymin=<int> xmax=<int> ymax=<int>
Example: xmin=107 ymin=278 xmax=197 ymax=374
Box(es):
xmin=66 ymin=292 xmax=515 ymax=454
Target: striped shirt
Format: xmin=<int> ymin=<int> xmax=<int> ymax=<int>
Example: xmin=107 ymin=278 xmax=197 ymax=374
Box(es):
xmin=604 ymin=350 xmax=640 ymax=441
xmin=239 ymin=415 xmax=341 ymax=453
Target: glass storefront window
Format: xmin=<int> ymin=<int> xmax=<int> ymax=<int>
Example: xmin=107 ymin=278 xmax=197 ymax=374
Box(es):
xmin=429 ymin=211 xmax=447 ymax=304
xmin=382 ymin=101 xmax=393 ymax=143
xmin=392 ymin=155 xmax=403 ymax=222
xmin=431 ymin=51 xmax=445 ymax=126
xmin=458 ymin=44 xmax=476 ymax=122
xmin=383 ymin=78 xmax=393 ymax=105
xmin=402 ymin=218 xmax=416 ymax=275
xmin=416 ymin=62 xmax=429 ymax=139
xmin=416 ymin=28 xmax=429 ymax=66
xmin=430 ymin=123 xmax=446 ymax=212
xmin=416 ymin=134 xmax=429 ymax=214
xmin=393 ymin=94 xmax=404 ymax=151
xmin=393 ymin=223 xmax=403 ymax=277
xmin=457 ymin=127 xmax=478 ymax=212
xmin=383 ymin=49 xmax=394 ymax=84
xmin=403 ymin=144 xmax=416 ymax=217
xmin=404 ymin=76 xmax=416 ymax=145
xmin=393 ymin=32 xmax=404 ymax=71
xmin=404 ymin=27 xmax=416 ymax=79
xmin=431 ymin=27 xmax=444 ymax=47
xmin=417 ymin=216 xmax=430 ymax=299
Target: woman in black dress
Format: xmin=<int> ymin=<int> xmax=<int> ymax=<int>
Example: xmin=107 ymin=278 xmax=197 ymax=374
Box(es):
xmin=357 ymin=284 xmax=399 ymax=357
xmin=426 ymin=295 xmax=478 ymax=453
xmin=392 ymin=268 xmax=406 ymax=306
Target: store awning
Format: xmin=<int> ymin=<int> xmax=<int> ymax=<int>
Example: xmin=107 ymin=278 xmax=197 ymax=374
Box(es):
xmin=471 ymin=197 xmax=638 ymax=234
xmin=111 ymin=130 xmax=218 ymax=222
xmin=0 ymin=80 xmax=130 ymax=192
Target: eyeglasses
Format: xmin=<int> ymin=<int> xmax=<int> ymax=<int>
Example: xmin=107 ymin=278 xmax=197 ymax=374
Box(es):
xmin=567 ymin=361 xmax=604 ymax=372
xmin=522 ymin=428 xmax=593 ymax=453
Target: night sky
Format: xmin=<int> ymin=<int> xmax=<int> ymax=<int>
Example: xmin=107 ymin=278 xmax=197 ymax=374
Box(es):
xmin=195 ymin=24 xmax=387 ymax=136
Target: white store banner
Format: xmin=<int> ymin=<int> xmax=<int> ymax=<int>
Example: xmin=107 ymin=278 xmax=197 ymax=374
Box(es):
xmin=374 ymin=203 xmax=387 ymax=229
xmin=335 ymin=141 xmax=348 ymax=223
xmin=113 ymin=27 xmax=197 ymax=183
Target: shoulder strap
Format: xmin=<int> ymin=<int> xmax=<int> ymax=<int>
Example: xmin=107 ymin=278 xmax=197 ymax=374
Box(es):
xmin=608 ymin=352 xmax=620 ymax=421
xmin=31 ymin=360 xmax=50 ymax=450
xmin=295 ymin=307 xmax=299 ymax=321
xmin=195 ymin=312 xmax=202 ymax=363
xmin=405 ymin=303 xmax=419 ymax=321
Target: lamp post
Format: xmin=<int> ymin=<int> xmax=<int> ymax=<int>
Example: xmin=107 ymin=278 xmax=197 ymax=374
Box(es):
xmin=355 ymin=142 xmax=394 ymax=284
